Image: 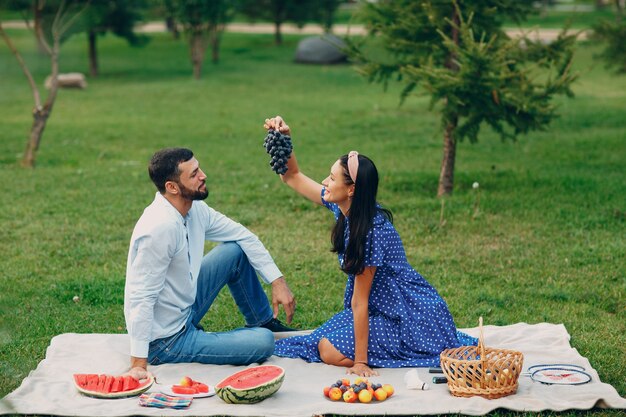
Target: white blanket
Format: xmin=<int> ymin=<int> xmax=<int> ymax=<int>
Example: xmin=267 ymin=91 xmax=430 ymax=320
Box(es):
xmin=1 ymin=322 xmax=624 ymax=416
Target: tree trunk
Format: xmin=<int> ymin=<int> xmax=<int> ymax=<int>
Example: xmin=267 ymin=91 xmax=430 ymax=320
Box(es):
xmin=437 ymin=7 xmax=461 ymax=196
xmin=33 ymin=4 xmax=47 ymax=53
xmin=88 ymin=30 xmax=98 ymax=77
xmin=274 ymin=22 xmax=282 ymax=45
xmin=166 ymin=16 xmax=179 ymax=39
xmin=22 ymin=109 xmax=50 ymax=168
xmin=209 ymin=27 xmax=220 ymax=64
xmin=190 ymin=31 xmax=206 ymax=79
xmin=437 ymin=115 xmax=458 ymax=197
xmin=615 ymin=0 xmax=624 ymax=19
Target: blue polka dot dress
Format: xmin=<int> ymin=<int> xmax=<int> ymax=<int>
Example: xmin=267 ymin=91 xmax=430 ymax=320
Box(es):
xmin=274 ymin=188 xmax=477 ymax=367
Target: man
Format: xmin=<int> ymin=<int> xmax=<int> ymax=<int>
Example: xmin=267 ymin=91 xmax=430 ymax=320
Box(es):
xmin=124 ymin=148 xmax=296 ymax=380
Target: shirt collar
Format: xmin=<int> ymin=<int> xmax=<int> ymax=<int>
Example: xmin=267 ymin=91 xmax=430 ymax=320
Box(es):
xmin=154 ymin=192 xmax=188 ymax=223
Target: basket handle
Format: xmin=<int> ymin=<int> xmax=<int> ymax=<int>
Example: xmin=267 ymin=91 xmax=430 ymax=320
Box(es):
xmin=478 ymin=316 xmax=486 ymax=367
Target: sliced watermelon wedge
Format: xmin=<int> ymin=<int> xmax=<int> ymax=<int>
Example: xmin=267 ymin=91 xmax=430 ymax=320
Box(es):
xmin=73 ymin=373 xmax=154 ymax=399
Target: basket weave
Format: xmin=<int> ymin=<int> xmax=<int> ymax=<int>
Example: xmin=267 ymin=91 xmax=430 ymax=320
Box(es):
xmin=440 ymin=317 xmax=524 ymax=399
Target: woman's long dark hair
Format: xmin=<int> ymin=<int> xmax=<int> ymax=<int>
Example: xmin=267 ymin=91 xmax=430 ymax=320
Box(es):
xmin=331 ymin=154 xmax=392 ymax=276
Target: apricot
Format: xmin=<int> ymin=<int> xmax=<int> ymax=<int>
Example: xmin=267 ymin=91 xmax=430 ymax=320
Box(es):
xmin=179 ymin=376 xmax=193 ymax=387
xmin=341 ymin=378 xmax=351 ymax=387
xmin=323 ymin=386 xmax=331 ymax=397
xmin=374 ymin=387 xmax=388 ymax=401
xmin=382 ymin=384 xmax=394 ymax=398
xmin=358 ymin=389 xmax=373 ymax=403
xmin=343 ymin=389 xmax=358 ymax=403
xmin=329 ymin=387 xmax=343 ymax=401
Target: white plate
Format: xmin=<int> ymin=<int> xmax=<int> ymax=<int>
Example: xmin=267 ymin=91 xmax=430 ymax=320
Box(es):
xmin=159 ymin=384 xmax=216 ymax=398
xmin=527 ymin=363 xmax=585 ymax=373
xmin=530 ymin=368 xmax=592 ymax=385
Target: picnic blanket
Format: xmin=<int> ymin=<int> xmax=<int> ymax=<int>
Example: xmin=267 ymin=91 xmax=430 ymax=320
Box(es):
xmin=1 ymin=322 xmax=625 ymax=416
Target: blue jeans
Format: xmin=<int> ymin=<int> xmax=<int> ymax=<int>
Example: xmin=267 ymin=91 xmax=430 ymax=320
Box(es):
xmin=148 ymin=242 xmax=275 ymax=365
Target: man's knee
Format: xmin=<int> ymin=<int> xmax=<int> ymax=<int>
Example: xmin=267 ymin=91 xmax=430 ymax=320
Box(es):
xmin=218 ymin=241 xmax=244 ymax=259
xmin=251 ymin=327 xmax=275 ymax=361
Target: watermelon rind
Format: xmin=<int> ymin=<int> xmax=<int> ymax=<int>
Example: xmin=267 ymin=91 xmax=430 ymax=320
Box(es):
xmin=215 ymin=365 xmax=284 ymax=404
xmin=74 ymin=374 xmax=154 ymax=399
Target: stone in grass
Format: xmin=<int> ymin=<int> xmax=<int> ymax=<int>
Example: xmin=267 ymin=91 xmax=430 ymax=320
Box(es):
xmin=294 ymin=34 xmax=348 ymax=65
xmin=45 ymin=73 xmax=88 ymax=89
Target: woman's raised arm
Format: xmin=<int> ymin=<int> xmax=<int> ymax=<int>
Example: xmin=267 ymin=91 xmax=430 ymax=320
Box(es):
xmin=264 ymin=116 xmax=324 ymax=205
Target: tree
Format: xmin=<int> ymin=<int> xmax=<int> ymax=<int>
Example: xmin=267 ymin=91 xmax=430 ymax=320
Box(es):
xmin=239 ymin=0 xmax=313 ymax=45
xmin=3 ymin=0 xmax=56 ymax=52
xmin=591 ymin=0 xmax=626 ymax=74
xmin=348 ymin=1 xmax=578 ymax=196
xmin=83 ymin=0 xmax=148 ymax=77
xmin=0 ymin=0 xmax=88 ymax=168
xmin=168 ymin=0 xmax=236 ymax=79
xmin=312 ymin=0 xmax=343 ymax=33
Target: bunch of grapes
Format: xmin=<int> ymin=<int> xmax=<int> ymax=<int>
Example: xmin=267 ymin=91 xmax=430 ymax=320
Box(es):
xmin=263 ymin=129 xmax=293 ymax=175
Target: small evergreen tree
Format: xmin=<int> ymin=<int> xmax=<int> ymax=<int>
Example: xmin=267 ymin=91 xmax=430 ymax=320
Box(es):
xmin=592 ymin=0 xmax=626 ymax=74
xmin=349 ymin=1 xmax=578 ymax=196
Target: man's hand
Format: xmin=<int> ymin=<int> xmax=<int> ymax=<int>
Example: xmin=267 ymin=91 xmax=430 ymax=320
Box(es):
xmin=128 ymin=357 xmax=152 ymax=381
xmin=271 ymin=277 xmax=295 ymax=324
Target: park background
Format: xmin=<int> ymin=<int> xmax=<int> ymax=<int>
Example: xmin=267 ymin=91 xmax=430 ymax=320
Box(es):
xmin=1 ymin=1 xmax=624 ymax=416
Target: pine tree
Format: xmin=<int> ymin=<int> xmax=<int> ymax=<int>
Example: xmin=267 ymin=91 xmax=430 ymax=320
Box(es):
xmin=348 ymin=0 xmax=578 ymax=196
xmin=591 ymin=0 xmax=626 ymax=74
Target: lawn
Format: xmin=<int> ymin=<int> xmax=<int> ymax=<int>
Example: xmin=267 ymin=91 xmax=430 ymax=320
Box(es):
xmin=0 ymin=25 xmax=624 ymax=417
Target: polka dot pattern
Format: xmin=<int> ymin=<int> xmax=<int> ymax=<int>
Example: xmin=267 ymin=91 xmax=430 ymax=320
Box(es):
xmin=274 ymin=189 xmax=477 ymax=367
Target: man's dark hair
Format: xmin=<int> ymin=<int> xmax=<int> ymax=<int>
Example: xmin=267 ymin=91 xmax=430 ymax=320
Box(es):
xmin=148 ymin=148 xmax=194 ymax=193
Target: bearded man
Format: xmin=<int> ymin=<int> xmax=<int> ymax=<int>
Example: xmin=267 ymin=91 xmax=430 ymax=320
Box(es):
xmin=124 ymin=148 xmax=296 ymax=380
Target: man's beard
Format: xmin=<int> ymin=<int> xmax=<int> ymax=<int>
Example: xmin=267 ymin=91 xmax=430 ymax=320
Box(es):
xmin=178 ymin=181 xmax=209 ymax=201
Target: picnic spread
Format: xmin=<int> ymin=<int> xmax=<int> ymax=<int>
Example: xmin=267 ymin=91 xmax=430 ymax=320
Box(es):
xmin=1 ymin=322 xmax=625 ymax=416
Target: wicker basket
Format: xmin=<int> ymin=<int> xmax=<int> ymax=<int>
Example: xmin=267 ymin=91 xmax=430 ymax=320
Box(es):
xmin=440 ymin=317 xmax=524 ymax=399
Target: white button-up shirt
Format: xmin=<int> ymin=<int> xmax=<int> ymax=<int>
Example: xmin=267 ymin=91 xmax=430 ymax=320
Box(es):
xmin=124 ymin=192 xmax=282 ymax=358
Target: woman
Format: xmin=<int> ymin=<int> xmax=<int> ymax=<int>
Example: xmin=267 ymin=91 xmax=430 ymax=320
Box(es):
xmin=264 ymin=116 xmax=476 ymax=377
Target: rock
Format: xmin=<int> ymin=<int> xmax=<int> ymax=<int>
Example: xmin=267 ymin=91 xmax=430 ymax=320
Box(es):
xmin=294 ymin=34 xmax=348 ymax=65
xmin=45 ymin=73 xmax=87 ymax=89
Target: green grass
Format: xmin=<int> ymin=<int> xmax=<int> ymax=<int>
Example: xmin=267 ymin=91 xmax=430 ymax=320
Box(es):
xmin=0 ymin=27 xmax=625 ymax=417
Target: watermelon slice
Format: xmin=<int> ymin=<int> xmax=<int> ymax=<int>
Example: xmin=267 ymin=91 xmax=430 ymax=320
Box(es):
xmin=73 ymin=373 xmax=154 ymax=399
xmin=215 ymin=365 xmax=284 ymax=404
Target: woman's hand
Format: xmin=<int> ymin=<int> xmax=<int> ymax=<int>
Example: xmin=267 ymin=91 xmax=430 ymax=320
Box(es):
xmin=347 ymin=362 xmax=379 ymax=378
xmin=264 ymin=116 xmax=290 ymax=136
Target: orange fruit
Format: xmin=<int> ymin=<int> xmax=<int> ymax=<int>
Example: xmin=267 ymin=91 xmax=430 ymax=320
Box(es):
xmin=358 ymin=389 xmax=373 ymax=403
xmin=179 ymin=376 xmax=193 ymax=387
xmin=343 ymin=389 xmax=358 ymax=403
xmin=382 ymin=384 xmax=394 ymax=397
xmin=373 ymin=387 xmax=388 ymax=401
xmin=329 ymin=387 xmax=342 ymax=401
